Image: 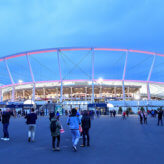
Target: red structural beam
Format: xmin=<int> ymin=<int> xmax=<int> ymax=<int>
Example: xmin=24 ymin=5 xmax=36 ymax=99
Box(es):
xmin=0 ymin=47 xmax=164 ymax=61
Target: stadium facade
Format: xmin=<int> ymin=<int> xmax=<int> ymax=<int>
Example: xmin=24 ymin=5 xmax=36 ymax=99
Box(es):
xmin=0 ymin=47 xmax=164 ymax=105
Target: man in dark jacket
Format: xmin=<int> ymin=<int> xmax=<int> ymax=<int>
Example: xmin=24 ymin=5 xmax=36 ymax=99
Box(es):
xmin=25 ymin=108 xmax=37 ymax=142
xmin=1 ymin=109 xmax=11 ymax=141
xmin=157 ymin=108 xmax=163 ymax=126
xmin=80 ymin=110 xmax=91 ymax=147
xmin=49 ymin=111 xmax=55 ymax=121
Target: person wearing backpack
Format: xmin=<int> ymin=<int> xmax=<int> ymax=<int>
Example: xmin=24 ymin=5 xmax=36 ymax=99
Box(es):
xmin=80 ymin=110 xmax=91 ymax=147
xmin=67 ymin=108 xmax=81 ymax=152
xmin=157 ymin=108 xmax=163 ymax=126
xmin=143 ymin=111 xmax=148 ymax=124
xmin=50 ymin=115 xmax=61 ymax=151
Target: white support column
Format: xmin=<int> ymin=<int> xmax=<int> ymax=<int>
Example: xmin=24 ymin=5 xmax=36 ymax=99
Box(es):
xmin=91 ymin=48 xmax=95 ymax=103
xmin=128 ymin=87 xmax=130 ymax=99
xmin=26 ymin=54 xmax=36 ymax=101
xmin=0 ymin=88 xmax=2 ymax=102
xmin=56 ymin=88 xmax=59 ymax=100
xmin=4 ymin=59 xmax=15 ymax=102
xmin=114 ymin=87 xmax=116 ymax=97
xmin=32 ymin=83 xmax=36 ymax=101
xmin=122 ymin=50 xmax=128 ymax=101
xmin=70 ymin=87 xmax=73 ymax=101
xmin=23 ymin=90 xmax=25 ymax=98
xmin=57 ymin=49 xmax=63 ymax=103
xmin=43 ymin=88 xmax=46 ymax=99
xmin=100 ymin=86 xmax=102 ymax=99
xmin=85 ymin=87 xmax=87 ymax=101
xmin=147 ymin=55 xmax=156 ymax=100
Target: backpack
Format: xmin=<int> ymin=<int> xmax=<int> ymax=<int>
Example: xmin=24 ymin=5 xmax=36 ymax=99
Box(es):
xmin=50 ymin=120 xmax=57 ymax=132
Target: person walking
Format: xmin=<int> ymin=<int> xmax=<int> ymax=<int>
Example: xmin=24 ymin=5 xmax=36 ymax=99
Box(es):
xmin=122 ymin=111 xmax=126 ymax=120
xmin=143 ymin=111 xmax=148 ymax=124
xmin=80 ymin=110 xmax=91 ymax=147
xmin=157 ymin=108 xmax=163 ymax=126
xmin=67 ymin=108 xmax=81 ymax=152
xmin=25 ymin=108 xmax=37 ymax=142
xmin=126 ymin=110 xmax=129 ymax=117
xmin=49 ymin=111 xmax=55 ymax=121
xmin=139 ymin=111 xmax=144 ymax=124
xmin=50 ymin=115 xmax=61 ymax=151
xmin=113 ymin=110 xmax=116 ymax=117
xmin=1 ymin=108 xmax=11 ymax=141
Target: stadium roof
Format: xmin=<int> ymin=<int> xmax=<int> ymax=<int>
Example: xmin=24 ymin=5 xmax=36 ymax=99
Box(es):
xmin=0 ymin=47 xmax=164 ymax=87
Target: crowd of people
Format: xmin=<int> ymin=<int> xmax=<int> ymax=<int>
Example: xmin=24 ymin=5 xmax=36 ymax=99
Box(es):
xmin=0 ymin=108 xmax=91 ymax=152
xmin=0 ymin=106 xmax=163 ymax=152
xmin=138 ymin=107 xmax=163 ymax=125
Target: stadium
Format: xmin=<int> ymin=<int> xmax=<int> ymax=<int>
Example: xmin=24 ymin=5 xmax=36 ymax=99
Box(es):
xmin=0 ymin=47 xmax=164 ymax=111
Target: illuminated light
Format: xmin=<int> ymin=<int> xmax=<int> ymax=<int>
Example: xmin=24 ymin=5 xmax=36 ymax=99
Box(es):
xmin=18 ymin=80 xmax=23 ymax=84
xmin=94 ymin=48 xmax=128 ymax=52
xmin=1 ymin=48 xmax=164 ymax=63
xmin=129 ymin=50 xmax=155 ymax=55
xmin=61 ymin=48 xmax=91 ymax=51
xmin=97 ymin=78 xmax=103 ymax=84
xmin=24 ymin=99 xmax=35 ymax=105
xmin=134 ymin=94 xmax=140 ymax=100
xmin=29 ymin=49 xmax=57 ymax=55
xmin=107 ymin=103 xmax=114 ymax=108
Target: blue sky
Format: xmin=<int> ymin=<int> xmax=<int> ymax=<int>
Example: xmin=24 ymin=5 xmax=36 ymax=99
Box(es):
xmin=0 ymin=0 xmax=164 ymax=56
xmin=0 ymin=0 xmax=164 ymax=84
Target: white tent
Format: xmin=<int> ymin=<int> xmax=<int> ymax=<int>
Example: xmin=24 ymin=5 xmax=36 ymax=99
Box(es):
xmin=24 ymin=100 xmax=35 ymax=105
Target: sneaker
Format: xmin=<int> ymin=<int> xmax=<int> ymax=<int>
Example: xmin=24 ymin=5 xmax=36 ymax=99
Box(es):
xmin=55 ymin=147 xmax=60 ymax=151
xmin=52 ymin=148 xmax=55 ymax=151
xmin=4 ymin=138 xmax=10 ymax=141
xmin=28 ymin=137 xmax=31 ymax=142
xmin=80 ymin=144 xmax=85 ymax=147
xmin=1 ymin=138 xmax=5 ymax=140
xmin=73 ymin=145 xmax=77 ymax=152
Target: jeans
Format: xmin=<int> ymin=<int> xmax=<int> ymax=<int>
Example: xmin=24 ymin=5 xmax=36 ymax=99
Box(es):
xmin=158 ymin=119 xmax=163 ymax=126
xmin=82 ymin=128 xmax=90 ymax=146
xmin=52 ymin=135 xmax=60 ymax=148
xmin=144 ymin=118 xmax=147 ymax=124
xmin=71 ymin=129 xmax=80 ymax=146
xmin=28 ymin=124 xmax=36 ymax=141
xmin=3 ymin=123 xmax=9 ymax=138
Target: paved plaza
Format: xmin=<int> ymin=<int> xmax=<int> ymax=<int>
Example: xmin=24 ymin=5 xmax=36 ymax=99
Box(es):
xmin=0 ymin=115 xmax=164 ymax=164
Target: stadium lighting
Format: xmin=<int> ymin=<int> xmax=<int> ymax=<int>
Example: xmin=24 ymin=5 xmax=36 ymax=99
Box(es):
xmin=107 ymin=103 xmax=114 ymax=108
xmin=18 ymin=80 xmax=23 ymax=84
xmin=134 ymin=94 xmax=140 ymax=100
xmin=98 ymin=77 xmax=103 ymax=84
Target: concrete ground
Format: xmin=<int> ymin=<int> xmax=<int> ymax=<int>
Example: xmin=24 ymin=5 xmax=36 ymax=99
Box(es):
xmin=0 ymin=115 xmax=164 ymax=164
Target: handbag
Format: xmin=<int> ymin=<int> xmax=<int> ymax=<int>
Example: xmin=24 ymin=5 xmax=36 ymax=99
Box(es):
xmin=79 ymin=125 xmax=82 ymax=133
